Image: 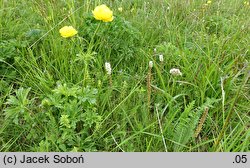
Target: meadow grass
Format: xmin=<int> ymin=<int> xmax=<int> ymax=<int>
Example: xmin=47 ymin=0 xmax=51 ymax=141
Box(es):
xmin=0 ymin=0 xmax=249 ymax=152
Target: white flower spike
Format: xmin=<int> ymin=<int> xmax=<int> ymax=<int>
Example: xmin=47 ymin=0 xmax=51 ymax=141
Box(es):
xmin=105 ymin=62 xmax=112 ymax=75
xmin=149 ymin=61 xmax=153 ymax=68
xmin=159 ymin=54 xmax=164 ymax=62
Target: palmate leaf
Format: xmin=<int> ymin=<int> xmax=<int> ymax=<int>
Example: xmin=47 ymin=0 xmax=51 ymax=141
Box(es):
xmin=4 ymin=87 xmax=32 ymax=124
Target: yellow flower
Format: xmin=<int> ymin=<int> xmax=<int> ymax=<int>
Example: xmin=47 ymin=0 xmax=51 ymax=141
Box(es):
xmin=207 ymin=0 xmax=212 ymax=4
xmin=118 ymin=7 xmax=123 ymax=12
xmin=59 ymin=26 xmax=77 ymax=38
xmin=92 ymin=4 xmax=114 ymax=22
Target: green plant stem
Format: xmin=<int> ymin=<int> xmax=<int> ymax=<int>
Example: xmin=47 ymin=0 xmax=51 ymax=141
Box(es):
xmin=147 ymin=67 xmax=152 ymax=112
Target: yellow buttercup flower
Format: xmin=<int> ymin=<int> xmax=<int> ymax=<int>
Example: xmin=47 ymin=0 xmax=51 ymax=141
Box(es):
xmin=59 ymin=26 xmax=77 ymax=38
xmin=92 ymin=4 xmax=114 ymax=22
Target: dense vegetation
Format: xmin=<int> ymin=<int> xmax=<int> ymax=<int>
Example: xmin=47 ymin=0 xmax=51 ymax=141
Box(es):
xmin=0 ymin=0 xmax=249 ymax=152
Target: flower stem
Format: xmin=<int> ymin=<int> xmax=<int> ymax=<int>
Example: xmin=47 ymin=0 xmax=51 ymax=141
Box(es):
xmin=108 ymin=74 xmax=112 ymax=87
xmin=147 ymin=67 xmax=152 ymax=112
